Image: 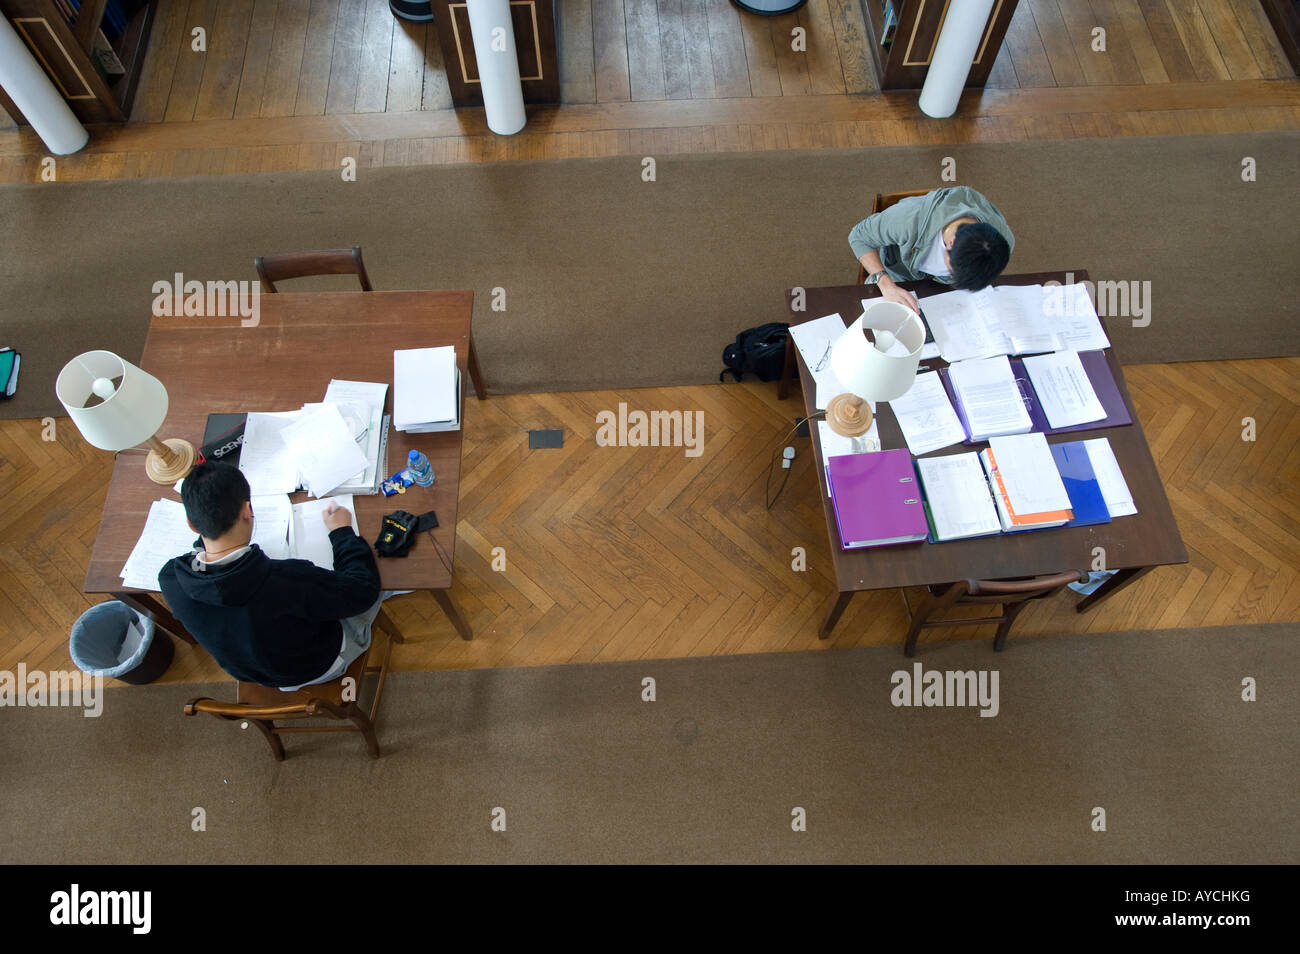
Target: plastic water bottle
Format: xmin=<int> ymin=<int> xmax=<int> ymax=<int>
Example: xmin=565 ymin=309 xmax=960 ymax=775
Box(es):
xmin=407 ymin=449 xmax=434 ymax=487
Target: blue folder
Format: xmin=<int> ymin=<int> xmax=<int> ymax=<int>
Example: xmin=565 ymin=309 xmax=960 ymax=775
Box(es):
xmin=1050 ymin=441 xmax=1112 ymax=527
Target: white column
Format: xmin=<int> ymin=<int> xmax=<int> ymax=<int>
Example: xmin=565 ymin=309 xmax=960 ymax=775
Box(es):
xmin=467 ymin=0 xmax=526 ymax=136
xmin=0 ymin=13 xmax=90 ymax=154
xmin=917 ymin=0 xmax=996 ymax=119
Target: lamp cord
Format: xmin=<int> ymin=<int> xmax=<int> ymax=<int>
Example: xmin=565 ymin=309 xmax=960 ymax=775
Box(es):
xmin=765 ymin=412 xmax=825 ymax=510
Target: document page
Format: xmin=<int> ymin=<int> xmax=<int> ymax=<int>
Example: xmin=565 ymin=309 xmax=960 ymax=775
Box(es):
xmin=250 ymin=494 xmax=292 ymax=559
xmin=1022 ymin=351 xmax=1106 ymax=428
xmin=987 ymin=433 xmax=1072 ymax=516
xmin=817 ymin=417 xmax=878 ymax=459
xmin=887 ymin=370 xmax=966 ymax=455
xmin=239 ymin=411 xmax=301 ymax=495
xmin=919 ymin=287 xmax=1007 ymax=363
xmin=789 ymin=313 xmax=851 ymax=410
xmin=120 ymin=499 xmax=197 ymax=591
xmin=947 ymin=355 xmax=1031 ymax=439
xmin=916 ymin=452 xmax=1002 ymax=541
xmin=1083 ymin=438 xmax=1137 ymax=516
xmin=994 ymin=284 xmax=1066 ymax=355
xmin=290 ymin=495 xmax=358 ymax=571
xmin=1055 ymin=283 xmax=1111 ymax=352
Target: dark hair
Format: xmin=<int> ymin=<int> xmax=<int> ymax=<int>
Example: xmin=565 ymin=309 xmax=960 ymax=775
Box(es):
xmin=949 ymin=223 xmax=1010 ymax=292
xmin=181 ymin=462 xmax=250 ymax=538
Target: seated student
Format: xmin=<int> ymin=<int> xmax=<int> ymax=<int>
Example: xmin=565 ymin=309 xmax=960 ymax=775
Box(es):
xmin=159 ymin=461 xmax=383 ymax=691
xmin=848 ymin=186 xmax=1014 ymax=314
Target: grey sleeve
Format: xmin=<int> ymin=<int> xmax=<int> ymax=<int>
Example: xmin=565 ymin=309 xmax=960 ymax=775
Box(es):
xmin=847 ymin=199 xmax=924 ymax=260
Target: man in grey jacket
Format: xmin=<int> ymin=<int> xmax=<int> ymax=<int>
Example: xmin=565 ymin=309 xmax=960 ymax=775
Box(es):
xmin=848 ymin=186 xmax=1014 ymax=314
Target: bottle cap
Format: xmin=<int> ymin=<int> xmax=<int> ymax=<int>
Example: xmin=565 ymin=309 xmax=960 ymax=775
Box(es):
xmin=408 ymin=450 xmax=419 ymax=461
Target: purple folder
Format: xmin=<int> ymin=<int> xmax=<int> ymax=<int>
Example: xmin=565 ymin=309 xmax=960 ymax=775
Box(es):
xmin=1012 ymin=351 xmax=1131 ymax=434
xmin=938 ymin=351 xmax=1131 ymax=444
xmin=826 ymin=449 xmax=928 ymax=549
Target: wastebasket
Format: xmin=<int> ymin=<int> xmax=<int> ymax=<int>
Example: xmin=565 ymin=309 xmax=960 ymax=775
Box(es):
xmin=69 ymin=601 xmax=174 ymax=685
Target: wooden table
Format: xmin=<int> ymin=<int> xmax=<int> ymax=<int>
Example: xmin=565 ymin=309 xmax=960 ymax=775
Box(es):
xmin=778 ymin=272 xmax=1188 ymax=638
xmin=84 ymin=290 xmax=485 ymax=643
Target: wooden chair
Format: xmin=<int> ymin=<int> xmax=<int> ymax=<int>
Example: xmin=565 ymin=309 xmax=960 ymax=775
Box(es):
xmin=254 ymin=245 xmax=373 ymax=293
xmin=855 ymin=188 xmax=934 ymax=284
xmin=184 ymin=609 xmax=404 ymax=760
xmin=900 ymin=572 xmax=1085 ymax=656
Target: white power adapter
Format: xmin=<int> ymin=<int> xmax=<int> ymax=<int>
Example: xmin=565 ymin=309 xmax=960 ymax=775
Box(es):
xmin=781 ymin=446 xmax=796 ymax=469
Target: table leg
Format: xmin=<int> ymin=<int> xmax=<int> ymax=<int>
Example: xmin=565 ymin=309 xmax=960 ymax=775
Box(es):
xmin=1075 ymin=566 xmax=1153 ymax=614
xmin=777 ymin=336 xmax=796 ymax=400
xmin=468 ymin=333 xmax=487 ymax=400
xmin=113 ymin=591 xmax=195 ymax=645
xmin=433 ymin=588 xmax=474 ymax=640
xmin=818 ymin=591 xmax=854 ymax=639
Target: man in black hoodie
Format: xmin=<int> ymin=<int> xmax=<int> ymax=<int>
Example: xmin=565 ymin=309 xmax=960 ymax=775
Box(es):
xmin=158 ymin=461 xmax=383 ymax=689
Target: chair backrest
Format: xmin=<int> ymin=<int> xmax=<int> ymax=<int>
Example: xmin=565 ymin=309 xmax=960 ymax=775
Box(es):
xmin=961 ymin=571 xmax=1085 ymax=604
xmin=872 ymin=188 xmax=934 ymax=215
xmin=858 ymin=189 xmax=936 ymax=282
xmin=254 ymin=245 xmax=372 ymax=293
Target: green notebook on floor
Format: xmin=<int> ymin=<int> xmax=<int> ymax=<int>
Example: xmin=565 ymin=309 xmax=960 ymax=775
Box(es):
xmin=0 ymin=348 xmax=19 ymax=399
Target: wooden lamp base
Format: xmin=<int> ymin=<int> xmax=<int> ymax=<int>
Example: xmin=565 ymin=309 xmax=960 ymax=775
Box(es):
xmin=826 ymin=392 xmax=875 ymax=437
xmin=144 ymin=436 xmax=196 ymax=485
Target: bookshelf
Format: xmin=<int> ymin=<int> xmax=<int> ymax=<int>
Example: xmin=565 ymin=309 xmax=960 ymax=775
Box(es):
xmin=860 ymin=0 xmax=1018 ymax=91
xmin=0 ymin=0 xmax=156 ymax=125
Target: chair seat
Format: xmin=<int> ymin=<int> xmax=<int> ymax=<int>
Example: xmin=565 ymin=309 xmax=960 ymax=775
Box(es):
xmin=237 ymin=652 xmax=369 ymax=708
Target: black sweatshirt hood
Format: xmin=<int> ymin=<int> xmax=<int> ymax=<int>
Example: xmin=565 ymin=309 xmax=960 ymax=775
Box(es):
xmin=166 ymin=546 xmax=274 ymax=608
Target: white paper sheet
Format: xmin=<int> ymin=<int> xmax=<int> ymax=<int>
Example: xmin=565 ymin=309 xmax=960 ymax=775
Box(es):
xmin=1022 ymin=350 xmax=1106 ymax=428
xmin=994 ymin=284 xmax=1067 ymax=355
xmin=1050 ymin=283 xmax=1111 ymax=352
xmin=120 ymin=499 xmax=196 ymax=591
xmin=916 ymin=452 xmax=1002 ymax=541
xmin=987 ymin=433 xmax=1072 ymax=516
xmin=790 ymin=313 xmax=853 ymax=410
xmin=323 ymin=380 xmax=389 ymax=492
xmin=239 ymin=411 xmax=301 ymax=495
xmin=279 ymin=403 xmax=368 ymax=498
xmin=289 ymin=495 xmax=359 ymax=570
xmin=250 ymin=494 xmax=292 ymax=559
xmin=817 ymin=417 xmax=878 ymax=458
xmin=887 ymin=370 xmax=966 ymax=455
xmin=1083 ymin=438 xmax=1137 ymax=516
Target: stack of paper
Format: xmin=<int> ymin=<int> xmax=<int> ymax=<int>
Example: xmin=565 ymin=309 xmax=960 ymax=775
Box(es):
xmin=323 ymin=380 xmax=390 ymax=495
xmin=394 ymin=346 xmax=460 ymax=433
xmin=915 ymin=452 xmax=1003 ymax=542
xmin=120 ymin=499 xmax=196 ymax=591
xmin=237 ymin=381 xmax=391 ymax=498
xmin=946 ymin=355 xmax=1032 ymax=441
xmin=918 ymin=287 xmax=1007 ymax=362
xmin=1082 ymin=438 xmax=1137 ymax=516
xmin=887 ymin=370 xmax=966 ymax=455
xmin=1022 ymin=351 xmax=1106 ymax=429
xmin=980 ymin=433 xmax=1074 ymax=531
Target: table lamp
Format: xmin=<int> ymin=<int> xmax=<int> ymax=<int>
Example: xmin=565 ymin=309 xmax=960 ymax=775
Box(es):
xmin=56 ymin=350 xmax=196 ymax=484
xmin=827 ymin=300 xmax=926 ymax=449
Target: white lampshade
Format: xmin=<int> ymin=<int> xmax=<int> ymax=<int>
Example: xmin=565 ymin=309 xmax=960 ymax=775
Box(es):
xmin=56 ymin=351 xmax=169 ymax=451
xmin=829 ymin=300 xmax=926 ymax=402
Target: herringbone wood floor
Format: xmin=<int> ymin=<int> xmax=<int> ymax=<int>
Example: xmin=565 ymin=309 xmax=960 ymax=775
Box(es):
xmin=2 ymin=360 xmax=1297 ymax=687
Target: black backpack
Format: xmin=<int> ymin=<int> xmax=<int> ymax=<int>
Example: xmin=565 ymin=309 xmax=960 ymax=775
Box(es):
xmin=720 ymin=322 xmax=789 ymax=383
